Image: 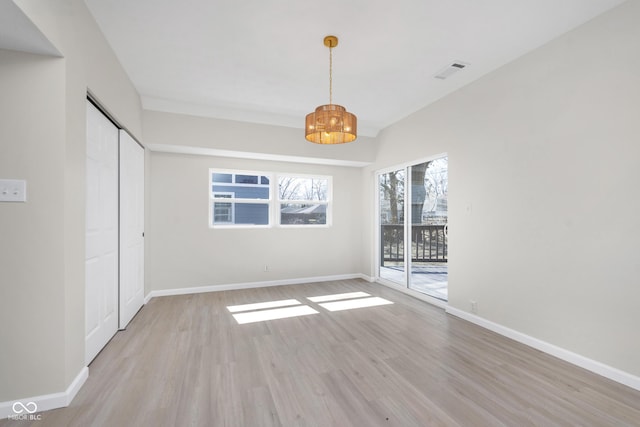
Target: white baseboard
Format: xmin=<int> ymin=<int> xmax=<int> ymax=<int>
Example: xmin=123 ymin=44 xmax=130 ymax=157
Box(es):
xmin=144 ymin=273 xmax=371 ymax=304
xmin=358 ymin=273 xmax=375 ymax=283
xmin=446 ymin=306 xmax=640 ymax=392
xmin=0 ymin=367 xmax=88 ymax=419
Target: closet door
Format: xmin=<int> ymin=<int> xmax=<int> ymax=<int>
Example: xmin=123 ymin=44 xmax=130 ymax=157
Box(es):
xmin=85 ymin=100 xmax=119 ymax=364
xmin=119 ymin=130 xmax=144 ymax=329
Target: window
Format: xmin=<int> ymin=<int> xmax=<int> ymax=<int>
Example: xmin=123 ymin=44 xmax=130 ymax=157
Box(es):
xmin=212 ymin=192 xmax=234 ymax=223
xmin=278 ymin=175 xmax=331 ymax=226
xmin=209 ymin=170 xmax=332 ymax=228
xmin=210 ymin=171 xmax=271 ymax=227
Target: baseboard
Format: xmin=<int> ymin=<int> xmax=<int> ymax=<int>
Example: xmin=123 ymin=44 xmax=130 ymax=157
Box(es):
xmin=357 ymin=273 xmax=375 ymax=283
xmin=446 ymin=306 xmax=640 ymax=392
xmin=0 ymin=367 xmax=88 ymax=419
xmin=144 ymin=273 xmax=371 ymax=304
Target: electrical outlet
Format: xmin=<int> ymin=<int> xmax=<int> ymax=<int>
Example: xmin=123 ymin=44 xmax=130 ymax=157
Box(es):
xmin=470 ymin=300 xmax=478 ymax=314
xmin=0 ymin=179 xmax=27 ymax=202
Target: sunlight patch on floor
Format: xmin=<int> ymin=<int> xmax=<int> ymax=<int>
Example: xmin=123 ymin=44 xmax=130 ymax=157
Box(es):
xmin=306 ymin=292 xmax=371 ymax=303
xmin=318 ymin=297 xmax=393 ymax=312
xmin=227 ymin=299 xmax=302 ymax=313
xmin=231 ymin=305 xmax=319 ymax=324
xmin=228 ymin=292 xmax=394 ymax=324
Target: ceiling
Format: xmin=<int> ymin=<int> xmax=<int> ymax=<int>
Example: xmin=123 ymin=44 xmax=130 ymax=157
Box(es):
xmin=80 ymin=0 xmax=625 ymax=137
xmin=0 ymin=0 xmax=60 ymax=56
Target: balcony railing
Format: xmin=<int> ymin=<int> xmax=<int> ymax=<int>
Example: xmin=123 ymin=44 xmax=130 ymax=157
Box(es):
xmin=381 ymin=224 xmax=448 ymax=266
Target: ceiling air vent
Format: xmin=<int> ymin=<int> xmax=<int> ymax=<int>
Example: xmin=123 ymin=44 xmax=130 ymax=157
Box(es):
xmin=434 ymin=62 xmax=468 ymax=80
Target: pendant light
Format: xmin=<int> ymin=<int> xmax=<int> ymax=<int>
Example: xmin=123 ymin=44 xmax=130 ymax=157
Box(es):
xmin=305 ymin=35 xmax=357 ymax=144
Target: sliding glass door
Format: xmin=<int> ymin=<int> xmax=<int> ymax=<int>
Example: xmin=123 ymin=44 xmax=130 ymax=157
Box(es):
xmin=378 ymin=156 xmax=448 ymax=301
xmin=379 ymin=169 xmax=405 ymax=283
xmin=408 ymin=158 xmax=448 ymax=300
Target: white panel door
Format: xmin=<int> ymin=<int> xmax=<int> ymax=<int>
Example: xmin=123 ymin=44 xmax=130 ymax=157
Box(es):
xmin=119 ymin=130 xmax=145 ymax=329
xmin=85 ymin=101 xmax=119 ymax=364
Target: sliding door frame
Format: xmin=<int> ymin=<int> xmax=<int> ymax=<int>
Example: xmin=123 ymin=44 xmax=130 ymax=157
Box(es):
xmin=374 ymin=152 xmax=448 ymax=308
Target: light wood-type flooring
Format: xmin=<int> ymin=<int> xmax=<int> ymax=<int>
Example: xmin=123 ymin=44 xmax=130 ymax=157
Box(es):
xmin=4 ymin=279 xmax=640 ymax=426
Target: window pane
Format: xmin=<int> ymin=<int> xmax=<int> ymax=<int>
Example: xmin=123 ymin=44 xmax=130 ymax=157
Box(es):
xmin=212 ymin=202 xmax=269 ymax=225
xmin=212 ymin=185 xmax=269 ymax=199
xmin=210 ymin=170 xmax=272 ymax=227
xmin=235 ymin=203 xmax=269 ymax=225
xmin=409 ymin=157 xmax=448 ymax=301
xmin=280 ymin=203 xmax=327 ymax=225
xmin=379 ymin=169 xmax=405 ymax=284
xmin=279 ymin=177 xmax=328 ymax=201
xmin=213 ymin=202 xmax=233 ymax=223
xmin=379 ymin=170 xmax=405 ymax=225
xmin=236 ymin=174 xmax=258 ymax=184
xmin=212 ymin=173 xmax=232 ymax=183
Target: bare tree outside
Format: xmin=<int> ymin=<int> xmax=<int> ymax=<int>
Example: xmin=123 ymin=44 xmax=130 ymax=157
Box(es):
xmin=423 ymin=158 xmax=448 ymax=222
xmin=311 ymin=179 xmax=327 ymax=201
xmin=280 ymin=177 xmax=327 ymax=201
xmin=379 ymin=170 xmax=405 ymax=224
xmin=410 ymin=158 xmax=448 ymax=224
xmin=411 ymin=162 xmax=428 ymax=224
xmin=279 ymin=176 xmax=302 ymax=200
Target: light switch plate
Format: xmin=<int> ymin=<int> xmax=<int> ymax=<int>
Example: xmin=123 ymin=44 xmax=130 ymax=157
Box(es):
xmin=0 ymin=179 xmax=27 ymax=202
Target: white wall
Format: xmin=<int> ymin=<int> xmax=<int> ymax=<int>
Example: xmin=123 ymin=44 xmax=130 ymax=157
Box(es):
xmin=0 ymin=0 xmax=143 ymax=402
xmin=147 ymin=151 xmax=363 ymax=292
xmin=364 ymin=1 xmax=640 ymax=377
xmin=0 ymin=49 xmax=66 ymax=400
xmin=143 ymin=110 xmax=370 ymax=292
xmin=143 ymin=110 xmax=378 ymax=164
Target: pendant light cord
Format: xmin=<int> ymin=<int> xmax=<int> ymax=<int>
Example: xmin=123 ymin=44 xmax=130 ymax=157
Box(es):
xmin=329 ymin=45 xmax=333 ymax=105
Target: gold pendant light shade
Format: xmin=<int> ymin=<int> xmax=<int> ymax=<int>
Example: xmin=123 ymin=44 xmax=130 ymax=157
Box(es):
xmin=305 ymin=36 xmax=357 ymax=144
xmin=305 ymin=104 xmax=357 ymax=144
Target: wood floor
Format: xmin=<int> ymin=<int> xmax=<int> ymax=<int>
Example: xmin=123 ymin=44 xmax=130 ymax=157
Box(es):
xmin=5 ymin=279 xmax=640 ymax=426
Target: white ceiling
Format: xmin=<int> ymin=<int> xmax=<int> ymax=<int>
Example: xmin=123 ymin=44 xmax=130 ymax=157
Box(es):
xmin=83 ymin=0 xmax=625 ymax=137
xmin=0 ymin=0 xmax=60 ymax=56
